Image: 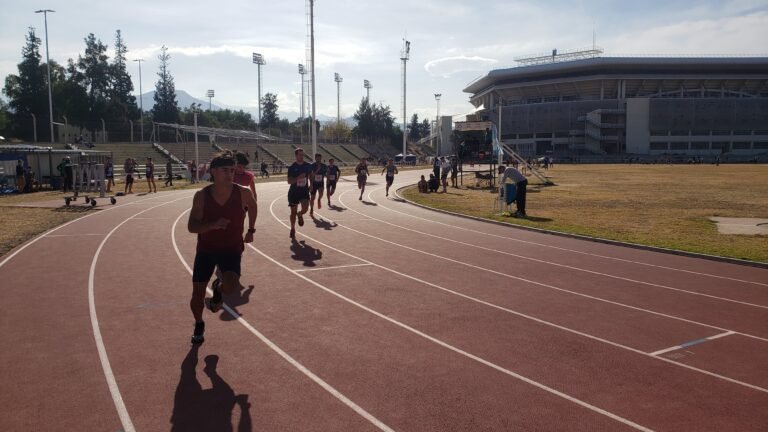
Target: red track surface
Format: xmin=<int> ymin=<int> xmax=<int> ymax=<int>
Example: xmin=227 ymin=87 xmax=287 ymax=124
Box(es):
xmin=1 ymin=170 xmax=766 ymax=431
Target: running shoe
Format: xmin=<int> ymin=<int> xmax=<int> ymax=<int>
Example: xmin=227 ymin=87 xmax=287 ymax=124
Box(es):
xmin=205 ymin=297 xmax=223 ymax=313
xmin=191 ymin=321 xmax=205 ymax=344
xmin=298 ymin=214 xmax=304 ymax=226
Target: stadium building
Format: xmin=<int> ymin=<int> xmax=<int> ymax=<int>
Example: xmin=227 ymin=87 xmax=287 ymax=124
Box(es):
xmin=463 ymin=53 xmax=768 ymax=158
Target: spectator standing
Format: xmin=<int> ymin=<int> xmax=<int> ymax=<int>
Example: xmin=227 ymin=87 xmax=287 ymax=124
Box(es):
xmin=165 ymin=159 xmax=174 ymax=187
xmin=499 ymin=165 xmax=528 ymax=218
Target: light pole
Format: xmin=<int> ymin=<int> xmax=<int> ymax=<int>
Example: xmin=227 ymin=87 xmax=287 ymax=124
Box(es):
xmin=434 ymin=93 xmax=441 ymax=153
xmin=30 ymin=113 xmax=37 ymax=143
xmin=400 ymin=39 xmax=410 ymax=156
xmin=298 ymin=64 xmax=306 ymax=145
xmin=192 ymin=103 xmax=200 ymax=182
xmin=334 ymin=73 xmax=343 ymax=125
xmin=206 ymin=89 xmax=214 ymax=111
xmin=133 ymin=58 xmax=144 ymax=143
xmin=35 ymin=9 xmax=55 ymax=143
xmin=364 ymin=79 xmax=372 ymax=102
xmin=253 ymin=53 xmax=265 ymax=125
xmin=308 ymin=0 xmax=317 ymax=156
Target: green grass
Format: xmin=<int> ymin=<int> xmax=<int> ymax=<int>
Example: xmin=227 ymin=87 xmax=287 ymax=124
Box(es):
xmin=402 ymin=164 xmax=768 ymax=263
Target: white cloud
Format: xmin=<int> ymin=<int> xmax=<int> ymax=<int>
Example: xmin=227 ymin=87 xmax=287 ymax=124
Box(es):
xmin=424 ymin=56 xmax=499 ymax=78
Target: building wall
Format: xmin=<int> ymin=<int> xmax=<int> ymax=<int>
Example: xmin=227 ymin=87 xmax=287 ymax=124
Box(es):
xmin=649 ymin=98 xmax=768 ymax=132
xmin=626 ymin=98 xmax=650 ymax=154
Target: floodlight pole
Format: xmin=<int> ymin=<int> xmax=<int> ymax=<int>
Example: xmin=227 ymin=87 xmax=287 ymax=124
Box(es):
xmin=309 ymin=0 xmax=317 ymax=157
xmin=253 ymin=53 xmax=265 ymax=126
xmin=334 ymin=73 xmax=343 ymax=124
xmin=298 ymin=64 xmax=306 ymax=145
xmin=364 ymin=79 xmax=372 ymax=101
xmin=435 ymin=93 xmax=441 ymax=153
xmin=35 ymin=9 xmax=55 ymax=143
xmin=207 ymin=89 xmax=214 ymax=111
xmin=133 ymin=58 xmax=144 ymax=143
xmin=194 ymin=104 xmax=199 ymax=182
xmin=400 ymin=40 xmax=410 ymax=156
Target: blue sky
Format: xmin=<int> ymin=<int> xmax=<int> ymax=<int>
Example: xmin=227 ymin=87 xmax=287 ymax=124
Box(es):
xmin=1 ymin=0 xmax=766 ymax=123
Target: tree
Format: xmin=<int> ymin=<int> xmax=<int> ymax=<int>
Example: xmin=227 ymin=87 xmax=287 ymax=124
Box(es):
xmin=152 ymin=46 xmax=179 ymax=123
xmin=2 ymin=28 xmax=47 ymax=140
xmin=322 ymin=121 xmax=351 ymax=142
xmin=107 ymin=30 xmax=139 ymax=122
xmin=77 ymin=33 xmax=111 ymax=121
xmin=421 ymin=118 xmax=431 ymax=137
xmin=352 ymin=97 xmax=397 ymax=142
xmin=260 ymin=92 xmax=279 ymax=128
xmin=408 ymin=113 xmax=421 ymax=141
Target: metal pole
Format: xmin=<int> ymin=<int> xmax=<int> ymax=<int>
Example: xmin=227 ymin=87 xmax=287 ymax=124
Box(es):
xmin=310 ymin=0 xmax=317 ymax=157
xmin=194 ymin=108 xmax=199 ymax=182
xmin=101 ymin=118 xmax=106 ymax=144
xmin=31 ymin=113 xmax=37 ymax=143
xmin=36 ymin=9 xmax=55 ymax=144
xmin=402 ymin=58 xmax=407 ymax=156
xmin=134 ymin=59 xmax=144 ymax=143
xmin=258 ymin=63 xmax=262 ymax=125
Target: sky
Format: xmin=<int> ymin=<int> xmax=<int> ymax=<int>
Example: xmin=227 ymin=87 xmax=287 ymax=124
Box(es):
xmin=1 ymin=0 xmax=767 ymax=124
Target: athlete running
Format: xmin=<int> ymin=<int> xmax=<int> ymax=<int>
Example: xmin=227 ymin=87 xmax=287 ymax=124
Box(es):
xmin=287 ymin=148 xmax=313 ymax=239
xmin=309 ymin=153 xmax=327 ymax=218
xmin=325 ymin=158 xmax=340 ymax=206
xmin=355 ymin=158 xmax=369 ymax=200
xmin=381 ymin=158 xmax=398 ymax=197
xmin=187 ymin=152 xmax=258 ymax=344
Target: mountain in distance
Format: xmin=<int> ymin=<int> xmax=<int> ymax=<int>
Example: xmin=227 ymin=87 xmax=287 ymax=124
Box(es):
xmin=138 ymin=91 xmax=353 ymax=125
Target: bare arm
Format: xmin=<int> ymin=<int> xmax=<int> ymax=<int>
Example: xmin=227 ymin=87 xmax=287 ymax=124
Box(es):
xmin=242 ymin=186 xmax=258 ymax=244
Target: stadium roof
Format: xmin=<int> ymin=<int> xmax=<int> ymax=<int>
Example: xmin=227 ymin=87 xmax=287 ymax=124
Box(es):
xmin=464 ymin=57 xmax=768 ymax=95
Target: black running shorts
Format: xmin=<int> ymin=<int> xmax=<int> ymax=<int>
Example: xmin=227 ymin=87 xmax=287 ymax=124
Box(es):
xmin=288 ymin=187 xmax=310 ymax=206
xmin=192 ymin=252 xmax=242 ymax=283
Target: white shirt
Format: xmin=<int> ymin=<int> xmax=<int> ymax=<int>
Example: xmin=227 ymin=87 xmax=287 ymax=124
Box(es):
xmin=502 ymin=167 xmax=526 ymax=183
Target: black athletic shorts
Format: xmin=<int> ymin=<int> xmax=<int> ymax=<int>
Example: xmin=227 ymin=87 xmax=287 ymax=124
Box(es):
xmin=326 ymin=180 xmax=337 ymax=190
xmin=311 ymin=181 xmax=324 ymax=192
xmin=386 ymin=176 xmax=394 ymax=186
xmin=288 ymin=187 xmax=310 ymax=206
xmin=192 ymin=252 xmax=242 ymax=283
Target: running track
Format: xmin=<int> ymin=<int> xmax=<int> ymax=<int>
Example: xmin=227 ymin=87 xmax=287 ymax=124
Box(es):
xmin=1 ymin=169 xmax=766 ymax=431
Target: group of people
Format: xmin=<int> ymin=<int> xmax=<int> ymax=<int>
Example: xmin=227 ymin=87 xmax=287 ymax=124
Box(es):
xmin=186 ymin=149 xmax=403 ymax=343
xmin=13 ymin=160 xmax=39 ymax=193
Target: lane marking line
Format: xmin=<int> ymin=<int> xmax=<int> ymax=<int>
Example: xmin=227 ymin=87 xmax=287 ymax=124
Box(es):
xmin=650 ymin=331 xmax=736 ymax=356
xmin=0 ymin=191 xmax=195 ymax=270
xmin=372 ymin=183 xmax=768 ymax=288
xmin=295 ymin=263 xmax=374 ymax=272
xmin=267 ymin=197 xmax=768 ymax=393
xmin=88 ymin=195 xmax=194 ymax=432
xmin=352 ymin=188 xmax=768 ymax=309
xmin=265 ymin=199 xmax=656 ymax=431
xmin=337 ymin=191 xmax=768 ymax=342
xmin=171 ymin=209 xmax=394 ymax=432
xmin=45 ymin=233 xmax=107 ymax=238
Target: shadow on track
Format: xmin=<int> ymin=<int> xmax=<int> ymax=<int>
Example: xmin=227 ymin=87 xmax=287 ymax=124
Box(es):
xmin=220 ymin=285 xmax=255 ymax=322
xmin=171 ymin=345 xmax=252 ymax=431
xmin=290 ymin=239 xmax=323 ymax=267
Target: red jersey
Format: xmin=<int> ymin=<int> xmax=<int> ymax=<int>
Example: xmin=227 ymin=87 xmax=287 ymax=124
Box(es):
xmin=197 ymin=185 xmax=245 ymax=253
xmin=233 ymin=170 xmax=254 ymax=188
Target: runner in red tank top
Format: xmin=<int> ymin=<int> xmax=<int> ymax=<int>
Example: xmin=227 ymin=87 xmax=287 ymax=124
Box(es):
xmin=187 ymin=152 xmax=258 ymax=344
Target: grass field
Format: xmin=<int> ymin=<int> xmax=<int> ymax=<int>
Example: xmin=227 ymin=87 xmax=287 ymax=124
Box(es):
xmin=402 ymin=164 xmax=768 ymax=264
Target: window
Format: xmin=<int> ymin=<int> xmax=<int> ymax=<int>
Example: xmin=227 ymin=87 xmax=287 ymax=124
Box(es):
xmin=670 ymin=130 xmax=689 ymax=136
xmin=711 ymin=130 xmax=730 ymax=136
xmin=691 ymin=142 xmax=709 ymax=150
xmin=518 ymin=133 xmax=533 ymax=139
xmin=650 ymin=130 xmax=668 ymax=136
xmin=554 ymin=131 xmax=569 ymax=138
xmin=732 ymin=142 xmax=751 ymax=150
xmin=650 ymin=142 xmax=668 ymax=151
xmin=754 ymin=142 xmax=768 ymax=150
xmin=733 ymin=130 xmax=752 ymax=136
xmin=535 ymin=133 xmax=552 ymax=138
xmin=670 ymin=142 xmax=689 ymax=150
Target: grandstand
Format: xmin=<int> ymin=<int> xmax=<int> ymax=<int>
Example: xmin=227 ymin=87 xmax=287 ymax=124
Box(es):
xmin=88 ymin=142 xmax=169 ymax=164
xmin=464 ymin=56 xmax=768 ymax=157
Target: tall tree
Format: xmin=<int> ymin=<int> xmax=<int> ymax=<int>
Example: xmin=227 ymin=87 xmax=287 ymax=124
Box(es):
xmin=152 ymin=46 xmax=179 ymax=123
xmin=108 ymin=30 xmax=139 ymax=122
xmin=2 ymin=28 xmax=46 ymax=140
xmin=260 ymin=92 xmax=279 ymax=128
xmin=77 ymin=33 xmax=111 ymax=121
xmin=420 ymin=118 xmax=431 ymax=137
xmin=408 ymin=113 xmax=421 ymax=140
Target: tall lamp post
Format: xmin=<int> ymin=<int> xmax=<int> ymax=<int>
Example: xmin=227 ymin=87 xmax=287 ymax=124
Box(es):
xmin=307 ymin=0 xmax=317 ymax=156
xmin=35 ymin=9 xmax=55 ymax=143
xmin=400 ymin=39 xmax=410 ymax=156
xmin=364 ymin=79 xmax=372 ymax=101
xmin=253 ymin=53 xmax=265 ymax=125
xmin=434 ymin=93 xmax=442 ymax=153
xmin=298 ymin=64 xmax=306 ymax=145
xmin=192 ymin=103 xmax=200 ymax=182
xmin=206 ymin=89 xmax=214 ymax=111
xmin=133 ymin=58 xmax=144 ymax=143
xmin=334 ymin=73 xmax=343 ymax=125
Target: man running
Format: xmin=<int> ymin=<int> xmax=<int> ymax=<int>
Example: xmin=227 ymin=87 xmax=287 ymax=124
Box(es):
xmin=381 ymin=158 xmax=398 ymax=197
xmin=146 ymin=157 xmax=157 ymax=193
xmin=309 ymin=153 xmax=327 ymax=217
xmin=187 ymin=152 xmax=258 ymax=344
xmin=355 ymin=158 xmax=369 ymax=200
xmin=325 ymin=158 xmax=340 ymax=206
xmin=287 ymin=148 xmax=313 ymax=239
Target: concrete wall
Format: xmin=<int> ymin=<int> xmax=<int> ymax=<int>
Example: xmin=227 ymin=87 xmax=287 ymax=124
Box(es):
xmin=626 ymin=98 xmax=650 ymax=154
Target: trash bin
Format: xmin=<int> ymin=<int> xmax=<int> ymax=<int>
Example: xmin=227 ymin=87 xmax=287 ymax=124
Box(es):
xmin=504 ymin=183 xmax=517 ymax=205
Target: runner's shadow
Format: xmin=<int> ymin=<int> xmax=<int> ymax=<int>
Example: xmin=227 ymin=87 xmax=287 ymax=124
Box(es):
xmin=220 ymin=285 xmax=254 ymax=322
xmin=361 ymin=201 xmax=378 ymax=206
xmin=290 ymin=239 xmax=322 ymax=267
xmin=327 ymin=204 xmax=346 ymax=212
xmin=312 ymin=217 xmax=338 ymax=231
xmin=170 ymin=346 xmax=252 ymax=432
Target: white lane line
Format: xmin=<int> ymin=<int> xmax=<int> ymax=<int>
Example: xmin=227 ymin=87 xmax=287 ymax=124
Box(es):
xmin=379 ymin=185 xmax=768 ymax=288
xmin=337 ymin=191 xmax=768 ymax=343
xmin=295 ymin=263 xmax=373 ymax=272
xmin=273 ymin=197 xmax=768 ymax=394
xmin=170 ymin=209 xmax=395 ymax=432
xmin=354 ymin=188 xmax=768 ymax=309
xmin=0 ymin=191 xmax=195 ymax=270
xmin=89 ymin=195 xmax=194 ymax=432
xmin=650 ymin=331 xmax=736 ymax=356
xmin=45 ymin=233 xmax=107 ymax=238
xmin=267 ymin=200 xmax=656 ymax=430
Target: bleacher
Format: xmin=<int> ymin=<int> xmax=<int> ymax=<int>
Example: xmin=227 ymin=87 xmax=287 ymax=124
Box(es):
xmin=340 ymin=144 xmax=371 ymax=161
xmin=320 ymin=144 xmax=357 ymax=165
xmin=90 ymin=142 xmax=169 ymax=165
xmin=159 ymin=142 xmax=221 ymax=165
